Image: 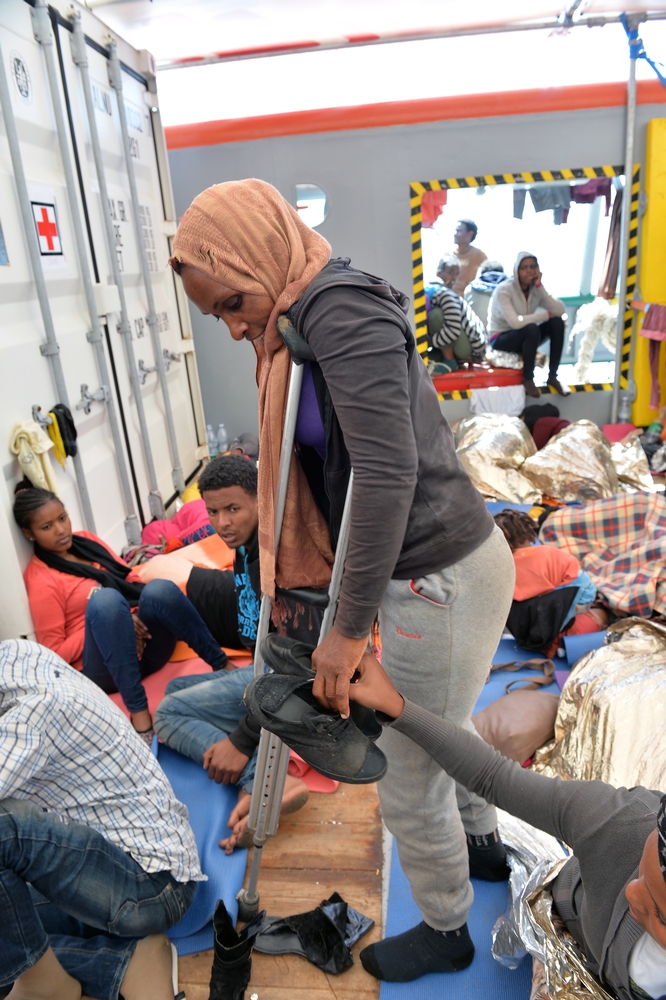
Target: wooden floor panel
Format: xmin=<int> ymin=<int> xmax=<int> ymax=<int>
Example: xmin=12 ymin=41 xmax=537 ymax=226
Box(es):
xmin=178 ymin=782 xmax=382 ymax=999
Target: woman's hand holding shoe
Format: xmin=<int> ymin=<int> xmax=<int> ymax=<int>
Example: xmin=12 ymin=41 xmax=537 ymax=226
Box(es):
xmin=349 ymin=653 xmax=405 ymax=721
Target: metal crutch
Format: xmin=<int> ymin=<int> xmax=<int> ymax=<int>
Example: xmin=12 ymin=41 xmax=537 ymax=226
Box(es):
xmin=236 ymin=337 xmax=354 ymax=922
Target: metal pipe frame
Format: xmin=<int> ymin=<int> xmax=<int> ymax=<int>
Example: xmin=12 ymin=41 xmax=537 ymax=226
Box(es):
xmin=0 ymin=33 xmax=95 ymax=531
xmin=611 ymin=21 xmax=639 ymax=423
xmin=32 ymin=0 xmax=141 ymax=545
xmin=107 ymin=43 xmax=185 ymax=496
xmin=153 ymin=10 xmax=666 ymax=72
xmin=70 ymin=12 xmax=166 ymax=519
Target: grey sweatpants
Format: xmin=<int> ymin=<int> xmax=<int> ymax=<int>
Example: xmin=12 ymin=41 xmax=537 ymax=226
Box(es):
xmin=377 ymin=525 xmax=514 ymax=931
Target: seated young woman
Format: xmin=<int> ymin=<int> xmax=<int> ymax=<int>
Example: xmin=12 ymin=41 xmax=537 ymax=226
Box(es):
xmin=14 ymin=482 xmax=226 ymax=741
xmin=349 ymin=654 xmax=666 ymax=1000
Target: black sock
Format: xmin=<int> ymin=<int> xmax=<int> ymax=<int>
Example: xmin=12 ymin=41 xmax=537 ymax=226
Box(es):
xmin=360 ymin=921 xmax=474 ymax=982
xmin=466 ymin=829 xmax=510 ymax=881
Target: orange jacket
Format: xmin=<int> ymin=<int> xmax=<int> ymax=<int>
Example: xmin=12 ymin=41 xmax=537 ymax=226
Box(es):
xmin=23 ymin=531 xmax=142 ymax=670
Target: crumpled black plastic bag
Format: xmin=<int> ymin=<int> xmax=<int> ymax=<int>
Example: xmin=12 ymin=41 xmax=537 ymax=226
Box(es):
xmin=253 ymin=891 xmax=374 ymax=974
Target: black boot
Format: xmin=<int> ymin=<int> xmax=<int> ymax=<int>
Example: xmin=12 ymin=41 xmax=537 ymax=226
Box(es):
xmin=208 ymin=900 xmax=265 ymax=1000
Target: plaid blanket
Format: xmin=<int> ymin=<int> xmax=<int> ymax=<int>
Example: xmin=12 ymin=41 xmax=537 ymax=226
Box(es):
xmin=540 ymin=493 xmax=666 ymax=617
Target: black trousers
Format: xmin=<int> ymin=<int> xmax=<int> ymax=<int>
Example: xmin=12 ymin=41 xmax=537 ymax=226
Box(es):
xmin=492 ymin=316 xmax=565 ymax=380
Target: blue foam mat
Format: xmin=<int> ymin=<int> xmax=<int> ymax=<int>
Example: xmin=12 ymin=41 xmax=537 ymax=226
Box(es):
xmin=379 ymin=645 xmax=558 ymax=999
xmin=485 ymin=502 xmax=534 ymax=514
xmin=563 ymin=630 xmax=606 ymax=666
xmin=156 ymin=742 xmax=248 ymax=956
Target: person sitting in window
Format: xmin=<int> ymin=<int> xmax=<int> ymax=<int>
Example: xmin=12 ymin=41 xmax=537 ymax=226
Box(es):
xmin=451 ymin=219 xmax=488 ymax=295
xmin=464 ymin=259 xmax=507 ymax=326
xmin=487 ymin=251 xmax=569 ymax=398
xmin=0 ymin=638 xmax=202 ymax=1000
xmin=427 ymin=255 xmax=488 ymax=373
xmin=15 ymin=482 xmax=226 ymax=742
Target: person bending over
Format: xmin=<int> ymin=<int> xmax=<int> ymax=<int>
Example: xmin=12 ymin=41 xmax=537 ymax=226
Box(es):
xmin=15 ymin=483 xmax=226 ymax=741
xmin=169 ymin=178 xmax=515 ymax=982
xmin=349 ymin=654 xmax=666 ymax=1000
xmin=0 ymin=639 xmax=202 ymax=1000
xmin=427 ymin=255 xmax=487 ymax=371
xmin=487 ymin=251 xmax=568 ymax=398
xmin=154 ymin=455 xmax=312 ymax=853
xmin=451 ymin=219 xmax=488 ymax=295
xmin=494 ymin=509 xmax=608 ymax=655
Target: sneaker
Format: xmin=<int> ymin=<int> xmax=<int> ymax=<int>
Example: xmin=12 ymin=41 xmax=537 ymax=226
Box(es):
xmin=547 ymin=376 xmax=571 ymax=396
xmin=523 ymin=378 xmax=540 ymax=398
xmin=261 ymin=635 xmax=383 ymax=741
xmin=244 ymin=673 xmax=387 ymax=784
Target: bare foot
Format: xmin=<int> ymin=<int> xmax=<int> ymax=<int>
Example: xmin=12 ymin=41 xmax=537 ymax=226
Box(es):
xmin=219 ymin=776 xmax=310 ymax=854
xmin=119 ymin=935 xmax=174 ymax=1000
xmin=6 ymin=947 xmax=90 ymax=1000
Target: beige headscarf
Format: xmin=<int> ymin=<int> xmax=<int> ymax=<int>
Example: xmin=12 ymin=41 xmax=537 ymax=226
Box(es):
xmin=171 ymin=179 xmax=335 ymax=597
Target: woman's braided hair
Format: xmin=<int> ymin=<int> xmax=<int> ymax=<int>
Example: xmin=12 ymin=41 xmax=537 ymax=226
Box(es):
xmin=493 ymin=508 xmax=538 ymax=551
xmin=13 ymin=479 xmax=59 ymax=531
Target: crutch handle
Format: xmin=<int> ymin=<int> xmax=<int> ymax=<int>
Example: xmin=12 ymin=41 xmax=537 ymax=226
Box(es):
xmin=277 ymin=315 xmax=316 ymax=363
xmin=275 ymin=585 xmax=330 ymax=609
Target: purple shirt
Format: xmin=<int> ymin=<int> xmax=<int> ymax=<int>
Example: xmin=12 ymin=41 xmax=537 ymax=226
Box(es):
xmin=295 ymin=362 xmax=326 ymax=459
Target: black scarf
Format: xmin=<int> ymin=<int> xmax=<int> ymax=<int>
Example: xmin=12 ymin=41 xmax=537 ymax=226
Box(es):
xmin=34 ymin=534 xmax=144 ymax=603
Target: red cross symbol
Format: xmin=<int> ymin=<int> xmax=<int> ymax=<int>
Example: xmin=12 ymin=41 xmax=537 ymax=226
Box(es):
xmin=32 ymin=202 xmax=61 ymax=254
xmin=37 ymin=207 xmax=58 ymax=250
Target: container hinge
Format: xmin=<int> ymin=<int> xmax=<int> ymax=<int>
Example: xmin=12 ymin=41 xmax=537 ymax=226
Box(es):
xmin=76 ymin=384 xmax=110 ymax=415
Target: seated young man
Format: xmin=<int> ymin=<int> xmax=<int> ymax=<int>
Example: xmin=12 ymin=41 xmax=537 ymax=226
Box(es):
xmin=154 ymin=455 xmax=315 ymax=853
xmin=0 ymin=639 xmax=202 ymax=1000
xmin=348 ymin=654 xmax=666 ymax=998
xmin=427 ymin=255 xmax=487 ymax=373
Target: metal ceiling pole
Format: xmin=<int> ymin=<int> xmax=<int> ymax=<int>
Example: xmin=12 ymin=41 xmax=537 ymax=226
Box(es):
xmin=0 ymin=38 xmax=95 ymax=531
xmin=108 ymin=42 xmax=185 ymax=496
xmin=32 ymin=0 xmax=141 ymax=545
xmin=69 ymin=12 xmax=165 ymax=519
xmin=611 ymin=19 xmax=639 ymax=424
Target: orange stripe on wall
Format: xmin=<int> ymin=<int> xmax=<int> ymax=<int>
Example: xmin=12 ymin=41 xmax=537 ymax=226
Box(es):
xmin=164 ymin=79 xmax=666 ymax=150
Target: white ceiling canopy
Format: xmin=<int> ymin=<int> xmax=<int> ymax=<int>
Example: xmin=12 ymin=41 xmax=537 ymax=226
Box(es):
xmin=87 ymin=0 xmax=666 ymax=70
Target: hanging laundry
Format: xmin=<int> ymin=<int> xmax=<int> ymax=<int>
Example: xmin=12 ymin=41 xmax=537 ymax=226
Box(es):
xmin=513 ymin=188 xmax=526 ymax=220
xmin=47 ymin=411 xmax=67 ymax=467
xmin=639 ymin=305 xmax=666 ymax=409
xmin=528 ymin=184 xmax=571 ymax=215
xmin=51 ymin=403 xmax=78 ymax=457
xmin=597 ymin=187 xmax=623 ymax=300
xmin=553 ymin=206 xmax=570 ymax=226
xmin=571 ymin=177 xmax=612 ymax=215
xmin=421 ymin=189 xmax=448 ymax=228
xmin=10 ymin=420 xmax=59 ymax=493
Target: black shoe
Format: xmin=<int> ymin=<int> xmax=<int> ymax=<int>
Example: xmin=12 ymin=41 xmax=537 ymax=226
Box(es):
xmin=523 ymin=378 xmax=541 ymax=398
xmin=547 ymin=376 xmax=571 ymax=396
xmin=208 ymin=899 xmax=265 ymax=1000
xmin=261 ymin=634 xmax=383 ymax=741
xmin=360 ymin=921 xmax=474 ymax=982
xmin=466 ymin=829 xmax=510 ymax=882
xmin=244 ymin=673 xmax=387 ymax=784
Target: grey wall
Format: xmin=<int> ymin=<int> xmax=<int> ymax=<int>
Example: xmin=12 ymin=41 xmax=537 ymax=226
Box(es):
xmin=168 ymin=101 xmax=662 ymax=433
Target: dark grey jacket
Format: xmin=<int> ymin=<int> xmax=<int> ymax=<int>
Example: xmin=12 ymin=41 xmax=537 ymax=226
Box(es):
xmin=390 ymin=699 xmax=664 ymax=1000
xmin=288 ymin=258 xmax=493 ymax=638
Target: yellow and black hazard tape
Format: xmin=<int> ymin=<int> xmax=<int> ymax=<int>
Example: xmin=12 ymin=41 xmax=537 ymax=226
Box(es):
xmin=410 ymin=164 xmax=625 ymax=358
xmin=437 ymin=382 xmax=613 ymax=402
xmin=619 ymin=165 xmax=640 ymax=391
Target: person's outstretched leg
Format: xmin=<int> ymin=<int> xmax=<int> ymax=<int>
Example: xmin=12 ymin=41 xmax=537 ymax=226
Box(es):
xmin=154 ymin=664 xmax=256 ymax=768
xmin=82 ymin=589 xmax=151 ymax=732
xmin=137 ymin=579 xmax=227 ymax=673
xmin=492 ymin=324 xmax=541 ymax=396
xmin=0 ymin=798 xmax=194 ymax=998
xmin=364 ymin=526 xmax=514 ymax=983
xmin=542 ymin=316 xmax=569 ymax=394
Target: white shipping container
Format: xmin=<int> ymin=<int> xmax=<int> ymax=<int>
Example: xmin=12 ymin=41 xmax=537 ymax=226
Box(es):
xmin=0 ymin=0 xmax=207 ymax=640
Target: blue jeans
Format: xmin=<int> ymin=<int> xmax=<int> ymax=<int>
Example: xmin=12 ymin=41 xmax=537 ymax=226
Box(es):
xmin=0 ymin=798 xmax=196 ymax=998
xmin=82 ymin=579 xmax=227 ymax=714
xmin=153 ymin=665 xmax=257 ymax=791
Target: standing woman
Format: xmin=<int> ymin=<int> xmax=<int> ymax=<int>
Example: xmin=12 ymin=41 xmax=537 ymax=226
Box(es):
xmin=169 ymin=179 xmax=515 ymax=984
xmin=15 ymin=483 xmax=226 ymax=741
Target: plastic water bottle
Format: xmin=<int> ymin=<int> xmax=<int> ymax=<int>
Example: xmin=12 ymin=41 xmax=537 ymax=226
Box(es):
xmin=217 ymin=422 xmax=229 ymax=455
xmin=206 ymin=424 xmax=218 ymax=458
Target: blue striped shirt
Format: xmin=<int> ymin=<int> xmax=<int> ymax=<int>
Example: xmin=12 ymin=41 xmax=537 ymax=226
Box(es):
xmin=0 ymin=639 xmax=203 ymax=883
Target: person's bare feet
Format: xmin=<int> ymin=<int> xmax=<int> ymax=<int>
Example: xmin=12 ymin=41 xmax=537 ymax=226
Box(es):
xmin=6 ymin=946 xmax=93 ymax=1000
xmin=119 ymin=935 xmax=174 ymax=1000
xmin=219 ymin=775 xmax=310 ymax=854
